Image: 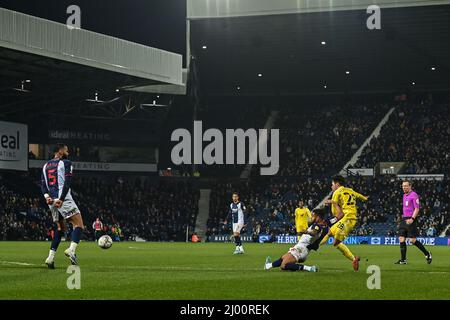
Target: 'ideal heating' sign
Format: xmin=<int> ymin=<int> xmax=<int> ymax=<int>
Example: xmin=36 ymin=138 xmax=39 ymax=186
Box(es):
xmin=0 ymin=120 xmax=28 ymax=171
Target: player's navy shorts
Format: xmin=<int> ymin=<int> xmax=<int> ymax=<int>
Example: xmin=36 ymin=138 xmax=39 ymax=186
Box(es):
xmin=398 ymin=218 xmax=418 ymax=238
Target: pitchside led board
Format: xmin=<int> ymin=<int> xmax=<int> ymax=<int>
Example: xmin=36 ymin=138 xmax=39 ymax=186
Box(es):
xmin=0 ymin=120 xmax=28 ymax=171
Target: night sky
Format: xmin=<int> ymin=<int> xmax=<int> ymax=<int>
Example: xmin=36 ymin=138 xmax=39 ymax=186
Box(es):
xmin=0 ymin=0 xmax=187 ymax=60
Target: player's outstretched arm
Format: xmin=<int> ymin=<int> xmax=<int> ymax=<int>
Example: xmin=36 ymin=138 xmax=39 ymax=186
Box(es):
xmin=355 ymin=191 xmax=369 ymax=201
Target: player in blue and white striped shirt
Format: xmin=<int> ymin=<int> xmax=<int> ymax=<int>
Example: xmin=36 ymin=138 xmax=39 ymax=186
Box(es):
xmin=41 ymin=143 xmax=84 ymax=268
xmin=224 ymin=192 xmax=246 ymax=254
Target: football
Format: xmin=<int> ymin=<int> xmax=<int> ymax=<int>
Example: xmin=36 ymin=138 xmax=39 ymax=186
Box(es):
xmin=98 ymin=235 xmax=113 ymax=249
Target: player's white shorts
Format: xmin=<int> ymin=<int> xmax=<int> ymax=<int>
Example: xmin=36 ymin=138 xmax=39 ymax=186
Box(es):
xmin=232 ymin=222 xmax=244 ymax=234
xmin=49 ymin=199 xmax=80 ymax=222
xmin=288 ymin=243 xmax=310 ymax=263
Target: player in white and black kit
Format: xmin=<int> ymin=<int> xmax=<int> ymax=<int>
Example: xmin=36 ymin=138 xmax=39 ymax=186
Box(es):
xmin=41 ymin=144 xmax=84 ymax=268
xmin=224 ymin=192 xmax=246 ymax=254
xmin=264 ymin=208 xmax=329 ymax=272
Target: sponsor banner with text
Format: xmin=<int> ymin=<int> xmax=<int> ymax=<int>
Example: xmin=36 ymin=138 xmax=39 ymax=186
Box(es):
xmin=0 ymin=120 xmax=28 ymax=171
xmin=348 ymin=168 xmax=374 ymax=176
xmin=209 ymin=235 xmax=253 ymax=242
xmin=259 ymin=235 xmax=450 ymax=246
xmin=29 ymin=160 xmax=156 ymax=172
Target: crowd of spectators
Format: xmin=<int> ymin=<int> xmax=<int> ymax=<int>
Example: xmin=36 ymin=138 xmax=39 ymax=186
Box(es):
xmin=0 ymin=174 xmax=51 ymax=241
xmin=353 ymin=102 xmax=449 ymax=174
xmin=71 ymin=176 xmax=199 ymax=241
xmin=159 ymin=103 xmax=271 ymax=178
xmin=0 ymin=172 xmax=199 ymax=242
xmin=270 ymin=103 xmax=391 ymax=177
xmin=196 ymin=104 xmax=271 ymax=178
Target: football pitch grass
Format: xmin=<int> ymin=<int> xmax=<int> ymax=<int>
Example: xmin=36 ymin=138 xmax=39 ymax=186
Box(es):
xmin=0 ymin=241 xmax=449 ymax=300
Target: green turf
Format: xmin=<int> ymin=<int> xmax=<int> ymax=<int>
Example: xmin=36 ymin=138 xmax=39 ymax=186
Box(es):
xmin=0 ymin=241 xmax=448 ymax=300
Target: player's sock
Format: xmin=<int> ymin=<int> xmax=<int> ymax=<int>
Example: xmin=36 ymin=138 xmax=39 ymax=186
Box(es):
xmin=50 ymin=228 xmax=63 ymax=252
xmin=69 ymin=242 xmax=78 ymax=253
xmin=272 ymin=257 xmax=283 ymax=268
xmin=400 ymin=241 xmax=407 ymax=260
xmin=319 ymin=234 xmax=329 ymax=246
xmin=413 ymin=240 xmax=429 ymax=256
xmin=282 ymin=263 xmax=303 ymax=271
xmin=48 ymin=249 xmax=56 ymax=261
xmin=69 ymin=227 xmax=83 ymax=252
xmin=336 ymin=243 xmax=355 ymax=261
xmin=302 ymin=265 xmax=312 ymax=272
xmin=235 ymin=235 xmax=242 ymax=247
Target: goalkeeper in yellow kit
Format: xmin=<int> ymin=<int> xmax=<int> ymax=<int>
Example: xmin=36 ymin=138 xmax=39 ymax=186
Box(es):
xmin=321 ymin=175 xmax=369 ymax=271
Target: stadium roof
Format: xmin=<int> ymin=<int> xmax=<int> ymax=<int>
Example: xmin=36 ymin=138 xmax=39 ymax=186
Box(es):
xmin=188 ymin=2 xmax=450 ymax=96
xmin=187 ymin=0 xmax=450 ymax=19
xmin=0 ymin=8 xmax=184 ymax=122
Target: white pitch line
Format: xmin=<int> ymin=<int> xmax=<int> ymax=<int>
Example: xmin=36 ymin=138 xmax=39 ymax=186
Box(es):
xmin=101 ymin=265 xmax=264 ymax=271
xmin=0 ymin=260 xmax=36 ymax=266
xmin=100 ymin=265 xmax=336 ymax=272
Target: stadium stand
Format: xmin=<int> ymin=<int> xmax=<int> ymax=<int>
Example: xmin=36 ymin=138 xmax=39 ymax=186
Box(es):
xmin=156 ymin=98 xmax=272 ymax=178
xmin=0 ymin=171 xmax=199 ymax=242
xmin=71 ymin=176 xmax=199 ymax=242
xmin=352 ymin=102 xmax=449 ymax=174
xmin=251 ymin=102 xmax=391 ymax=177
xmin=203 ymin=99 xmax=448 ymax=241
xmin=0 ymin=172 xmax=51 ymax=241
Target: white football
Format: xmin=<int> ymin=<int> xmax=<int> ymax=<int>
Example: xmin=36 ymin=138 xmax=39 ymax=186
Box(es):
xmin=98 ymin=235 xmax=113 ymax=249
